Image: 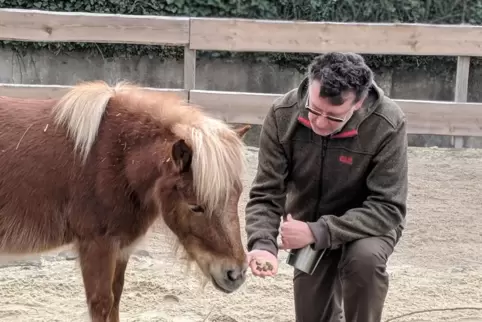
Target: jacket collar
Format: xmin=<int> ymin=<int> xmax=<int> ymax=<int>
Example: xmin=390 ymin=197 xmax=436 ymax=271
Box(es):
xmin=296 ymin=76 xmax=384 ymax=139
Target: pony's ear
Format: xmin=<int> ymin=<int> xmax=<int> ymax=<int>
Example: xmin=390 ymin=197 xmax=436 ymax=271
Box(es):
xmin=233 ymin=124 xmax=251 ymax=138
xmin=171 ymin=139 xmax=192 ymax=173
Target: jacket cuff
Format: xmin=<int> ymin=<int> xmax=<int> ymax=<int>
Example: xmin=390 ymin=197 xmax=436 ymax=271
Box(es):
xmin=250 ymin=239 xmax=278 ymax=257
xmin=307 ymin=217 xmax=331 ymax=250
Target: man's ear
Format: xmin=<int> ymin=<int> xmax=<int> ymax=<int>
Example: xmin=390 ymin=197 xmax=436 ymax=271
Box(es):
xmin=233 ymin=124 xmax=251 ymax=138
xmin=354 ymin=96 xmax=367 ymax=111
xmin=171 ymin=139 xmax=192 ymax=173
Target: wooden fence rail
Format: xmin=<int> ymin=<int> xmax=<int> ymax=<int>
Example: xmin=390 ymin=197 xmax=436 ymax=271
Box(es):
xmin=1 ymin=8 xmax=481 ymax=144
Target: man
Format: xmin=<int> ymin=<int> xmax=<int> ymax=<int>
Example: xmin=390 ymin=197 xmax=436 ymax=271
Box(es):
xmin=244 ymin=52 xmax=408 ymax=322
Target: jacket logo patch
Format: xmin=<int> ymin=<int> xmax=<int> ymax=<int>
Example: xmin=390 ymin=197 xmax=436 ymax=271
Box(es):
xmin=339 ymin=155 xmax=353 ymax=165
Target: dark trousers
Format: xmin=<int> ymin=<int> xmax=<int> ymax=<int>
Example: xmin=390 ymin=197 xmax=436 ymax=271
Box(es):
xmin=293 ymin=228 xmax=401 ymax=322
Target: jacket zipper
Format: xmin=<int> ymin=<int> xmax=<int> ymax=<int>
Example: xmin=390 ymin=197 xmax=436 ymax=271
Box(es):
xmin=313 ymin=137 xmax=328 ymax=221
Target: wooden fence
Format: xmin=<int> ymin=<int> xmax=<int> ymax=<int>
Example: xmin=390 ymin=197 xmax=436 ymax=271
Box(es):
xmin=1 ymin=8 xmax=482 ymax=146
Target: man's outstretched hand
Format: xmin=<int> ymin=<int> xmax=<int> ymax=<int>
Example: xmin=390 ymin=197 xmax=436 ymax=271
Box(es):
xmin=247 ymin=249 xmax=278 ymax=277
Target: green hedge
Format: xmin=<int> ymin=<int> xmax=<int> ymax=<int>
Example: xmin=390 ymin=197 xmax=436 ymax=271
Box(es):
xmin=1 ymin=0 xmax=481 ymax=74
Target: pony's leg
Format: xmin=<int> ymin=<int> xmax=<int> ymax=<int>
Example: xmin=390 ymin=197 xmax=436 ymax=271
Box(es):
xmin=108 ymin=256 xmax=130 ymax=322
xmin=78 ymin=239 xmax=118 ymax=322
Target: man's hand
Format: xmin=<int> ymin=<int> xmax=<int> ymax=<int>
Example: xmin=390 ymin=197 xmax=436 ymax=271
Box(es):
xmin=247 ymin=249 xmax=278 ymax=277
xmin=279 ymin=214 xmax=315 ymax=250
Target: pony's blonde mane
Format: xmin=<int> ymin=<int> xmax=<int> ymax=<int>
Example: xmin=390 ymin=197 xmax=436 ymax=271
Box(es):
xmin=51 ymin=80 xmax=133 ymax=162
xmin=52 ymin=80 xmax=246 ymax=214
xmin=172 ymin=115 xmax=246 ymax=215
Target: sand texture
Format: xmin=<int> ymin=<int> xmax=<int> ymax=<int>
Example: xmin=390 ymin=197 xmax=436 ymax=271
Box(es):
xmin=0 ymin=146 xmax=481 ymax=322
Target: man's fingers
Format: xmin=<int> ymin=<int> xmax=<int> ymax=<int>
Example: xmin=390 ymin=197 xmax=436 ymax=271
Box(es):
xmin=255 ymin=264 xmax=276 ymax=277
xmin=278 ymin=235 xmax=290 ymax=251
xmin=251 ymin=266 xmax=272 ymax=277
xmin=278 ymin=241 xmax=286 ymax=250
xmin=249 ymin=257 xmax=259 ymax=270
xmin=253 ymin=268 xmax=272 ymax=278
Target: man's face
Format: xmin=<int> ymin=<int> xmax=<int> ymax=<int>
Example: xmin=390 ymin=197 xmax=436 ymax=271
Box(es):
xmin=306 ymin=80 xmax=363 ymax=136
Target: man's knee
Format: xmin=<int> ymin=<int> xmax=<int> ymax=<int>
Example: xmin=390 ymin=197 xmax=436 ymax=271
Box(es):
xmin=339 ymin=232 xmax=398 ymax=283
xmin=341 ymin=246 xmax=386 ymax=281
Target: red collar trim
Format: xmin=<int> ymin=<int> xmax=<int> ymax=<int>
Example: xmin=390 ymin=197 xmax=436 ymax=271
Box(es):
xmin=297 ymin=116 xmax=358 ymax=138
xmin=297 ymin=116 xmax=311 ymax=128
xmin=331 ymin=129 xmax=358 ymax=138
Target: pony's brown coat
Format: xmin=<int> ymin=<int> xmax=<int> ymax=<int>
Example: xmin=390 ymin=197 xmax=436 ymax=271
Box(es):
xmin=0 ymin=81 xmax=250 ymax=322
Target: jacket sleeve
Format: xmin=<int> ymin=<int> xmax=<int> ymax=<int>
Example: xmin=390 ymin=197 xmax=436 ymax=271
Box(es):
xmin=307 ymin=118 xmax=408 ymax=250
xmin=245 ymin=103 xmax=289 ymax=257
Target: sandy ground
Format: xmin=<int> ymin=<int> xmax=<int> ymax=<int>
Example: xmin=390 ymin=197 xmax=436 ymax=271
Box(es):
xmin=0 ymin=146 xmax=481 ymax=322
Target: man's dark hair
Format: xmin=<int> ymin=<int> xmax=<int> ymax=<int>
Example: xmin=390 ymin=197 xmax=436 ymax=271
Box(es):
xmin=307 ymin=52 xmax=374 ymax=105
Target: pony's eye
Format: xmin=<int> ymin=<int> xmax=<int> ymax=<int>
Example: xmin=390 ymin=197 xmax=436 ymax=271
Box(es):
xmin=189 ymin=205 xmax=204 ymax=213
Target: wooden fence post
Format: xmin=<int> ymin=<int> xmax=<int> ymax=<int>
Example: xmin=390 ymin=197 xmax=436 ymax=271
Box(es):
xmin=453 ymin=56 xmax=470 ymax=148
xmin=183 ymin=19 xmax=196 ymax=100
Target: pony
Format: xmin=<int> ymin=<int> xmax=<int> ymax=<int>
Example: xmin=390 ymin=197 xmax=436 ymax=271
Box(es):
xmin=0 ymin=81 xmax=251 ymax=322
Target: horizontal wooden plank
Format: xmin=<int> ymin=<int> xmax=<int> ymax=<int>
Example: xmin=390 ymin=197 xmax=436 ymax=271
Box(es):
xmin=190 ymin=90 xmax=279 ymax=125
xmin=0 ymin=9 xmax=189 ymax=45
xmin=190 ymin=17 xmax=482 ymax=57
xmin=2 ymin=84 xmax=481 ymax=137
xmin=3 ymin=9 xmax=482 ymax=57
xmin=0 ymin=83 xmax=188 ymax=100
xmin=190 ymin=90 xmax=482 ymax=137
xmin=395 ymin=99 xmax=482 ymax=136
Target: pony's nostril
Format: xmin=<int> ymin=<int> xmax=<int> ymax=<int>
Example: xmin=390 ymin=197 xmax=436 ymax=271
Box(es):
xmin=227 ymin=269 xmax=240 ymax=281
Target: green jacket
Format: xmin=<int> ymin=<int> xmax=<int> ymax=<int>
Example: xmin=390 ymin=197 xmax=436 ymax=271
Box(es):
xmin=245 ymin=77 xmax=408 ymax=257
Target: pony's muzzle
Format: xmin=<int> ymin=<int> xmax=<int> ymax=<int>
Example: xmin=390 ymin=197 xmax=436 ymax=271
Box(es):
xmin=211 ymin=263 xmax=247 ymax=293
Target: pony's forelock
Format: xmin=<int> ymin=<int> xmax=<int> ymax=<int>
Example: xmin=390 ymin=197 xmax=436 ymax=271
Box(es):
xmin=173 ymin=116 xmax=246 ymax=216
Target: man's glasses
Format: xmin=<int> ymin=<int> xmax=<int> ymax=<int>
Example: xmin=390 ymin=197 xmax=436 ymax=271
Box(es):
xmin=305 ymin=101 xmax=346 ymax=123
